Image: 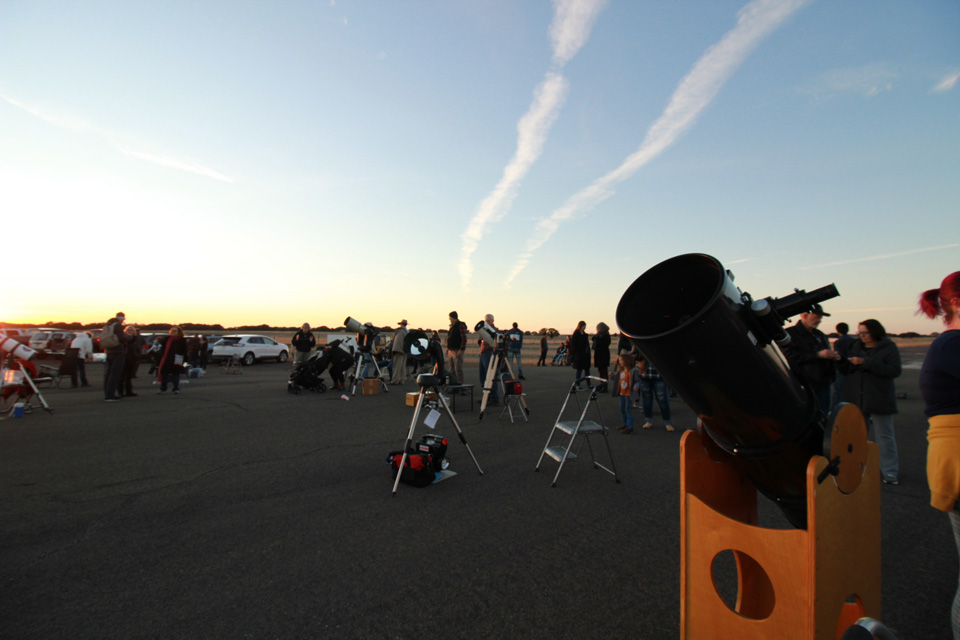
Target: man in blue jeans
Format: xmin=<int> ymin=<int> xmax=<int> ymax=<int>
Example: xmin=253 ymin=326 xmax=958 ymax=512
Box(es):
xmin=639 ymin=359 xmax=674 ymax=432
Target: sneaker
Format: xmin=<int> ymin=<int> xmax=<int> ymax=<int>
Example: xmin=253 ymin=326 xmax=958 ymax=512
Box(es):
xmin=642 ymin=422 xmax=653 ymax=429
xmin=125 ymin=392 xmax=138 ymax=397
xmin=105 ymin=397 xmax=121 ymax=402
xmin=616 ymin=425 xmax=630 ymax=431
xmin=621 ymin=428 xmax=634 ymax=434
xmin=665 ymin=424 xmax=675 ymax=432
xmin=172 ymin=390 xmax=179 ymax=394
xmin=158 ymin=390 xmax=166 ymax=394
xmin=882 ymin=477 xmax=899 ymax=485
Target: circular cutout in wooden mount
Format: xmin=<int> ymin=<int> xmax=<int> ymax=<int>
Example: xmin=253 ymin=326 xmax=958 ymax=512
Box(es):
xmin=826 ymin=403 xmax=868 ymax=494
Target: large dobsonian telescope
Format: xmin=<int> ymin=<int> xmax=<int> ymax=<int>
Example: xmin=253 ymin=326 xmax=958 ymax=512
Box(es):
xmin=615 ymin=253 xmax=839 ymax=529
xmin=617 ymin=254 xmax=885 ymax=638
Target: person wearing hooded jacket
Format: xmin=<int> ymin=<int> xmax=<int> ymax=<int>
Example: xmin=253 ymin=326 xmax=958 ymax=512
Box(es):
xmin=838 ymin=318 xmax=902 ymax=485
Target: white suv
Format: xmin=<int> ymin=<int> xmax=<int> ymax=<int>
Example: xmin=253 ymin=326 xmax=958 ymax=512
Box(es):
xmin=212 ymin=335 xmax=289 ymax=366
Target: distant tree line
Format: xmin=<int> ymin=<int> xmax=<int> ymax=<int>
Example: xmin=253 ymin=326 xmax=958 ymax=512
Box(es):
xmin=0 ymin=321 xmax=939 ymax=340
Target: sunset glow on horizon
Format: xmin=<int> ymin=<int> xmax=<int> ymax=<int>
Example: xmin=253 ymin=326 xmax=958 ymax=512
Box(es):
xmin=2 ymin=1 xmax=957 ymax=336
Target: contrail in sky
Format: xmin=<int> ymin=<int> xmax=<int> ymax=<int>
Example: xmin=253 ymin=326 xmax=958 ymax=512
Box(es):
xmin=2 ymin=95 xmax=233 ymax=183
xmin=504 ymin=0 xmax=811 ymax=286
xmin=458 ymin=0 xmax=607 ymax=290
xmin=799 ymin=243 xmax=960 ymax=270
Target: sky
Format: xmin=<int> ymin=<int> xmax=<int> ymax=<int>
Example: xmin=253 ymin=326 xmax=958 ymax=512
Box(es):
xmin=1 ymin=0 xmax=957 ymax=335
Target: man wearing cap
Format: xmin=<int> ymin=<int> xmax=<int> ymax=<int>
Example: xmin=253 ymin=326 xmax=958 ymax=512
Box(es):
xmin=782 ymin=304 xmax=841 ymax=415
xmin=446 ymin=311 xmax=467 ymax=385
xmin=389 ymin=319 xmax=409 ymax=384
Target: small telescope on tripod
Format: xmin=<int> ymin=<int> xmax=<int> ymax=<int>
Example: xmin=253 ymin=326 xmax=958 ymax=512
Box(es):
xmin=1 ymin=336 xmax=52 ymax=415
xmin=343 ymin=317 xmax=389 ymax=395
xmin=389 ymin=330 xmax=482 ymax=495
xmin=474 ymin=320 xmax=529 ymax=420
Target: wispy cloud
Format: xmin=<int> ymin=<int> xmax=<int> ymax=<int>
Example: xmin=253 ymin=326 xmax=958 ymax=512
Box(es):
xmin=550 ymin=0 xmax=607 ymax=67
xmin=3 ymin=95 xmax=233 ymax=183
xmin=800 ymin=63 xmax=897 ymax=100
xmin=458 ymin=0 xmax=607 ymax=290
xmin=505 ymin=0 xmax=811 ymax=286
xmin=799 ymin=243 xmax=960 ymax=270
xmin=933 ymin=71 xmax=960 ymax=93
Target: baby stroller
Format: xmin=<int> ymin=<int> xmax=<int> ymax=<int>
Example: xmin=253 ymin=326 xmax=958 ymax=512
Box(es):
xmin=551 ymin=343 xmax=569 ymax=366
xmin=288 ymin=348 xmax=331 ymax=394
xmin=287 ymin=339 xmax=353 ymax=394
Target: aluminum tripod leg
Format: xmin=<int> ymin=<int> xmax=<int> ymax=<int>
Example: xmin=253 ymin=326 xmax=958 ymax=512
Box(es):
xmin=392 ymin=387 xmax=428 ymax=495
xmin=20 ymin=368 xmax=52 ymax=413
xmin=434 ymin=390 xmax=483 ymax=475
xmin=478 ymin=352 xmax=502 ymax=419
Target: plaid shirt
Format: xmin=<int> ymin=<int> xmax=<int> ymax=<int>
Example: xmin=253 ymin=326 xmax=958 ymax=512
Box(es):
xmin=641 ymin=363 xmax=662 ymax=380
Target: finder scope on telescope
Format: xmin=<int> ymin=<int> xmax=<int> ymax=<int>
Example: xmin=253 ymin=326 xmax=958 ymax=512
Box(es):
xmin=615 ymin=253 xmax=840 ymax=528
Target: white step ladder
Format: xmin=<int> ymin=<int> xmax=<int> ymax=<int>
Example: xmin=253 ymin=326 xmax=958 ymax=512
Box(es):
xmin=535 ymin=376 xmax=619 ymax=487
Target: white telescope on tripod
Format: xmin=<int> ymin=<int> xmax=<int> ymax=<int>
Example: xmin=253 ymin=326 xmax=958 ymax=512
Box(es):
xmin=1 ymin=336 xmax=38 ymax=361
xmin=474 ymin=321 xmax=501 ymax=348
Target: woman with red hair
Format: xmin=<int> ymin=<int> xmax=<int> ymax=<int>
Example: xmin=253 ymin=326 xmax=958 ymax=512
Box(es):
xmin=918 ymin=271 xmax=960 ymax=639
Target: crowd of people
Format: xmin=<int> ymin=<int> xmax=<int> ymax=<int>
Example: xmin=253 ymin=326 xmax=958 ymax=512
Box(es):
xmin=68 ymin=313 xmax=210 ymax=401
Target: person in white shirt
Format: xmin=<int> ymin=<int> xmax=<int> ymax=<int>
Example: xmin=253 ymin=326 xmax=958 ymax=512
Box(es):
xmin=68 ymin=331 xmax=94 ymax=388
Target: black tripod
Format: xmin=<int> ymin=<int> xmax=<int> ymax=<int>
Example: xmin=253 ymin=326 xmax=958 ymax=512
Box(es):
xmin=347 ymin=346 xmax=389 ymax=396
xmin=391 ymin=333 xmax=483 ymax=495
xmin=479 ymin=345 xmax=529 ymax=420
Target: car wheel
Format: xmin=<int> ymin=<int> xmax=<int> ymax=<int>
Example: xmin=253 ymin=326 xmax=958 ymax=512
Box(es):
xmin=278 ymin=350 xmax=288 ymax=363
xmin=243 ymin=352 xmax=255 ymax=366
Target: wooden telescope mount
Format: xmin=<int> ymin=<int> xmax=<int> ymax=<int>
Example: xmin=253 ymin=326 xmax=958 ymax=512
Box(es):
xmin=680 ymin=404 xmax=881 ymax=640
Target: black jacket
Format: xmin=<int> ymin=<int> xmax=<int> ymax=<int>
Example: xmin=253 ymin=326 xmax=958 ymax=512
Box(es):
xmin=292 ymin=330 xmax=316 ymax=353
xmin=782 ymin=321 xmax=835 ymax=388
xmin=839 ymin=338 xmax=901 ymax=415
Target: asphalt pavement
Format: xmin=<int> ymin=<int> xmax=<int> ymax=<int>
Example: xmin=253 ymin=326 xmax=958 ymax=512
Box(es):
xmin=0 ymin=348 xmax=954 ymax=639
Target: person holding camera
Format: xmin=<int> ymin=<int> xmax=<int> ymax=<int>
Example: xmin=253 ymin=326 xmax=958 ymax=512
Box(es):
xmin=506 ymin=322 xmax=524 ymax=380
xmin=838 ymin=318 xmax=902 ymax=485
xmin=781 ymin=304 xmax=840 ymax=415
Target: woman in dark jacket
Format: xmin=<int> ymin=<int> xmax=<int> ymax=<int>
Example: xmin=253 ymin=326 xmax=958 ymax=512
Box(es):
xmin=570 ymin=320 xmax=591 ymax=388
xmin=593 ymin=322 xmax=611 ymax=392
xmin=157 ymin=326 xmax=188 ymax=394
xmin=839 ymin=318 xmax=902 ymax=484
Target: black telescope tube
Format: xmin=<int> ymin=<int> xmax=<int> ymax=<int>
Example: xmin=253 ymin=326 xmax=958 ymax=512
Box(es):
xmin=615 ymin=253 xmax=824 ymax=528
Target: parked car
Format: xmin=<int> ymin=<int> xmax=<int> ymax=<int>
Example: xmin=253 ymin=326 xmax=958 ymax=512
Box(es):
xmin=28 ymin=331 xmax=55 ymax=356
xmin=46 ymin=331 xmax=77 ymax=357
xmin=212 ymin=334 xmax=289 ymax=365
xmin=204 ymin=335 xmax=223 ymax=359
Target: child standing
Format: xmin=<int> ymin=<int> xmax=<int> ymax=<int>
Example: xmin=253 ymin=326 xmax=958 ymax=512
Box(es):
xmin=614 ymin=354 xmax=640 ymax=434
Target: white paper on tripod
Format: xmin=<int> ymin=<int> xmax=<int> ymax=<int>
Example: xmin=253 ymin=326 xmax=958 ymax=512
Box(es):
xmin=424 ymin=409 xmax=441 ymax=429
